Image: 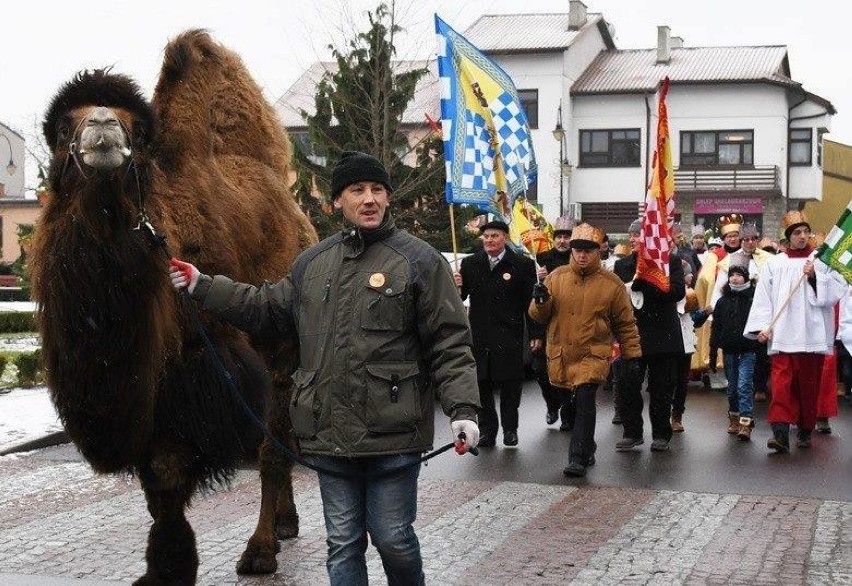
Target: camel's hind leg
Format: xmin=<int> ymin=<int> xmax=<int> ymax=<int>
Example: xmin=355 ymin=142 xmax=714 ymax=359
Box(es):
xmin=134 ymin=460 xmax=199 ymax=586
xmin=237 ymin=379 xmax=299 ymax=575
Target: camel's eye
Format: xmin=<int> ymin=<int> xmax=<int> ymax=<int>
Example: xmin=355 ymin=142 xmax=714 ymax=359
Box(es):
xmin=57 ymin=123 xmax=70 ymax=142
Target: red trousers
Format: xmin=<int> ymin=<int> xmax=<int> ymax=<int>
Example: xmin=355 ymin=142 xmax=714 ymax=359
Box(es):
xmin=768 ymin=353 xmax=825 ymax=431
xmin=817 ymin=350 xmax=839 ymax=418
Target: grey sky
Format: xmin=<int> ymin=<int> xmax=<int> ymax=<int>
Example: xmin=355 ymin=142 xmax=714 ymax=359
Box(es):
xmin=3 ymin=0 xmax=849 ymax=190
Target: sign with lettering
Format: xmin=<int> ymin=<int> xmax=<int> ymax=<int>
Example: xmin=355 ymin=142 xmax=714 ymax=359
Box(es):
xmin=693 ymin=196 xmax=764 ymax=214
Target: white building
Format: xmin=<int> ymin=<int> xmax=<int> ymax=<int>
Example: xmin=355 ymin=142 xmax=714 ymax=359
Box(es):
xmin=277 ymin=1 xmax=835 ymax=239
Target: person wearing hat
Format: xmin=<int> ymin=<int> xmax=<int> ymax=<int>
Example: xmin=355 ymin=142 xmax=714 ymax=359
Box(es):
xmin=454 ymin=218 xmax=537 ymax=448
xmin=710 ymin=263 xmax=762 ymax=439
xmin=169 ymin=151 xmax=481 ymax=584
xmin=529 ymin=223 xmax=641 ymax=477
xmin=710 ymin=222 xmax=774 ymax=401
xmin=531 ymin=215 xmax=577 ymax=431
xmin=744 ymin=210 xmax=847 ymax=453
xmin=613 ymin=217 xmax=686 ymax=452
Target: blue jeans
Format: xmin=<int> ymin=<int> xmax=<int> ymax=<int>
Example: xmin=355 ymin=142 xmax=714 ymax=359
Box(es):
xmin=307 ymin=454 xmax=425 ymax=586
xmin=723 ymin=351 xmax=756 ymax=417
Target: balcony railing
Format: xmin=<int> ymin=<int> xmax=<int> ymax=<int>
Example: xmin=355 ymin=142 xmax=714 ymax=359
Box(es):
xmin=674 ymin=165 xmax=779 ymax=193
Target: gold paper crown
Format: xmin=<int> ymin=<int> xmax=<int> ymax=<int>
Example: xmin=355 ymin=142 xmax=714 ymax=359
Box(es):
xmin=569 ymin=223 xmax=605 ymax=247
xmin=719 ymin=213 xmax=743 ymax=236
xmin=782 ymin=210 xmax=809 ymax=231
xmin=614 ymin=243 xmax=632 ymax=256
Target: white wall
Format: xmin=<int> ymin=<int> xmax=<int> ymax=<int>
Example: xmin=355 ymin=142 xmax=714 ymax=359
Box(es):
xmin=568 ymin=83 xmax=827 ymax=208
xmin=490 ymin=19 xmax=610 ymax=221
xmin=0 ymin=124 xmax=25 ymax=199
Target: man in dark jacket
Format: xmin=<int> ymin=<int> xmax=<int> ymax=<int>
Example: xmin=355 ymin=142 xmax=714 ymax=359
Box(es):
xmin=454 ymin=220 xmax=536 ymax=447
xmin=170 ymin=151 xmax=480 ymax=586
xmin=614 ymin=218 xmax=686 ymax=452
xmin=532 ymin=215 xmax=577 ymax=430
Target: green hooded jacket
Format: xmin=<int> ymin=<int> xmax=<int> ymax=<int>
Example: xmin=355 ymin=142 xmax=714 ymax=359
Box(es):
xmin=192 ymin=214 xmax=479 ymax=457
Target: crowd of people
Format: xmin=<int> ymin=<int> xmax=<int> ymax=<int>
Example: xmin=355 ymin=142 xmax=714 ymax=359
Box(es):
xmin=167 ymin=151 xmax=849 ymax=584
xmin=457 ymin=209 xmax=850 ymax=478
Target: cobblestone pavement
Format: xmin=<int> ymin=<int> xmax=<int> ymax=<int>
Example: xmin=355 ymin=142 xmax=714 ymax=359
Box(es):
xmin=0 ymin=450 xmax=849 ymax=585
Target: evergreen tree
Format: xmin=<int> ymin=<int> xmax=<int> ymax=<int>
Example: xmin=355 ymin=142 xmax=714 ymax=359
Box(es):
xmin=291 ymin=2 xmax=478 ymax=252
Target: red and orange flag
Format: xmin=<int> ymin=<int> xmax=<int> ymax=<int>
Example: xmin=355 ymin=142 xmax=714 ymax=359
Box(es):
xmin=636 ymin=77 xmax=676 ymax=292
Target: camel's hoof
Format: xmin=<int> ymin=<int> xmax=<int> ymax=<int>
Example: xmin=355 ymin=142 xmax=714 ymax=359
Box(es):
xmin=275 ymin=519 xmax=299 ymax=540
xmin=236 ymin=545 xmax=278 ymax=575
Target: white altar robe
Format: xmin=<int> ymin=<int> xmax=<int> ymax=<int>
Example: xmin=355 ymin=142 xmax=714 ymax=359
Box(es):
xmin=744 ymin=253 xmax=847 ymax=355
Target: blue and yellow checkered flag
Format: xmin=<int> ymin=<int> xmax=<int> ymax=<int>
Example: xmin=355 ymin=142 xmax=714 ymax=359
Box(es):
xmin=818 ymin=198 xmax=852 ymax=284
xmin=435 ymin=14 xmax=537 ymax=221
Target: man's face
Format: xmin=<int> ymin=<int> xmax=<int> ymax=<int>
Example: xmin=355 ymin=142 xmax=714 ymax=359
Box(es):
xmin=334 ymin=181 xmax=389 ymax=230
xmin=724 ymin=231 xmax=741 ymax=249
xmin=554 ymin=233 xmax=571 ymax=252
xmin=482 ymin=229 xmax=508 ymax=255
xmin=629 ymin=231 xmax=642 ymax=252
xmin=571 ymin=246 xmax=599 ymax=269
xmin=741 ymin=234 xmax=759 ymax=254
xmin=789 ymin=225 xmax=811 ymax=250
xmin=692 ymin=236 xmax=705 ymax=252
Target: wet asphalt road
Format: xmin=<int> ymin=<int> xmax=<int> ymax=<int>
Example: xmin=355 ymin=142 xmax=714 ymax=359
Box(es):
xmin=424 ymin=380 xmax=852 ymax=502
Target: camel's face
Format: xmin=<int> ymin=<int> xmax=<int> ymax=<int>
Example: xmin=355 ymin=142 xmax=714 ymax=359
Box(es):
xmin=60 ymin=106 xmax=134 ymax=171
xmin=78 ymin=106 xmax=133 ymax=170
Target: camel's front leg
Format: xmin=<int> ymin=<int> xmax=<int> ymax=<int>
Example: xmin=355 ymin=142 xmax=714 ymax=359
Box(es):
xmin=236 ymin=436 xmax=299 ymax=574
xmin=134 ymin=458 xmax=199 ymax=586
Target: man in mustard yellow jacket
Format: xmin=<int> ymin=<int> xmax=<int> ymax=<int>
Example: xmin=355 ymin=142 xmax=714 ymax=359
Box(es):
xmin=529 ymin=223 xmax=642 ymax=477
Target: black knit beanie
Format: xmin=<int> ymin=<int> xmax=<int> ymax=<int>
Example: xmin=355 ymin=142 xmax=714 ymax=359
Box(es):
xmin=330 ymin=151 xmax=393 ymax=200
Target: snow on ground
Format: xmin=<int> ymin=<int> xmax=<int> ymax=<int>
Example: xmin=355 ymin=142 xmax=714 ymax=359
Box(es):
xmin=0 ymin=386 xmax=62 ymax=453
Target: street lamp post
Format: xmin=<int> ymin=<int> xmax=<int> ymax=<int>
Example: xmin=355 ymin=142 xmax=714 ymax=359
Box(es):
xmin=0 ymin=132 xmax=17 ymax=177
xmin=552 ymin=103 xmax=565 ymax=215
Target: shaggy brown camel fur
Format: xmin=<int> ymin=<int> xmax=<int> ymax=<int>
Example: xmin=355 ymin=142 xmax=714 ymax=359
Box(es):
xmin=32 ymin=30 xmax=316 ymax=584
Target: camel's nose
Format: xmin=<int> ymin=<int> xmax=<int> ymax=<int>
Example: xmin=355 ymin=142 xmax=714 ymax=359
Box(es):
xmin=86 ymin=107 xmax=120 ymax=128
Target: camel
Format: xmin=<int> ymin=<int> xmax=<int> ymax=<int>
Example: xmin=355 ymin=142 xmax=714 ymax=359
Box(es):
xmin=31 ymin=30 xmax=317 ymax=584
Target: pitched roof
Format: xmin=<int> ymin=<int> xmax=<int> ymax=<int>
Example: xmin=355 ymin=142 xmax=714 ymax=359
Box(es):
xmin=275 ymin=60 xmax=439 ymax=129
xmin=462 ymin=12 xmax=614 ymax=53
xmin=572 ymin=46 xmax=797 ymax=94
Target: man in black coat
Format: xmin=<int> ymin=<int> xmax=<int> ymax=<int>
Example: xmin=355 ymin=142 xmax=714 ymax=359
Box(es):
xmin=532 ymin=216 xmax=576 ymax=431
xmin=613 ymin=218 xmax=686 ymax=452
xmin=454 ymin=220 xmax=537 ymax=447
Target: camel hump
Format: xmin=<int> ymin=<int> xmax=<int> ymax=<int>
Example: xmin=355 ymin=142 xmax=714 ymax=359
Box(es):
xmin=152 ymin=29 xmax=291 ymax=175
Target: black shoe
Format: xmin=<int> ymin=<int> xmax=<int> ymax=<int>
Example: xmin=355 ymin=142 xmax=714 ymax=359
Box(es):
xmin=796 ymin=431 xmax=812 ymax=448
xmin=546 ymin=409 xmax=559 ymax=425
xmin=559 ymin=419 xmax=573 ymax=432
xmin=562 ymin=462 xmax=586 ymax=477
xmin=478 ymin=435 xmax=496 ymax=447
xmin=615 ymin=437 xmax=643 ymax=451
xmin=767 ymin=436 xmax=789 ymax=453
xmin=503 ymin=431 xmax=518 ymax=446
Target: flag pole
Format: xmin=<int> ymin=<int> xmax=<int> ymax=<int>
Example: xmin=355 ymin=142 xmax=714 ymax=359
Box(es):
xmin=449 ymin=203 xmax=460 ymax=272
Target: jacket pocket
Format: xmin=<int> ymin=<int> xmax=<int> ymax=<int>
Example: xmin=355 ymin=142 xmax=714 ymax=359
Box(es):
xmin=365 ymin=361 xmax=421 ymax=433
xmin=289 ymin=368 xmax=319 ymax=439
xmin=361 ymin=274 xmax=407 ymax=331
xmin=545 ymin=345 xmax=569 ymax=387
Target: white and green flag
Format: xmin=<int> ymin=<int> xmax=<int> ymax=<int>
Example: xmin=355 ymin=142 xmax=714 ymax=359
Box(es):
xmin=819 ymin=198 xmax=852 ymax=284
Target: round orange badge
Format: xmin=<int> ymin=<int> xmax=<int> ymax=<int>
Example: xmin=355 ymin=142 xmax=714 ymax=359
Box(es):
xmin=369 ymin=273 xmax=386 ymax=287
xmin=502 ymin=272 xmax=511 ymax=281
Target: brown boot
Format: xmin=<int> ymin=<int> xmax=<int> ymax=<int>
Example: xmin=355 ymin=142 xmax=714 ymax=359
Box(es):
xmin=671 ymin=412 xmax=684 ymax=433
xmin=727 ymin=412 xmax=740 ymax=434
xmin=737 ymin=416 xmax=753 ymax=441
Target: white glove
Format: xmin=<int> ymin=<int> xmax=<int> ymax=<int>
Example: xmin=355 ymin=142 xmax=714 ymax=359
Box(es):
xmin=451 ymin=419 xmax=479 ymax=453
xmin=169 ymin=258 xmax=200 ymax=293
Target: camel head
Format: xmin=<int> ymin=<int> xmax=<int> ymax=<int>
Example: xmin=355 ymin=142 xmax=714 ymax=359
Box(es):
xmin=43 ymin=69 xmax=156 ymax=191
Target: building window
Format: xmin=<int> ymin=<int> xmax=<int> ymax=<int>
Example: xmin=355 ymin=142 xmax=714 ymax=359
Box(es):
xmin=680 ymin=130 xmax=753 ymax=166
xmin=789 ymin=128 xmax=812 ymax=166
xmin=579 ymin=129 xmax=641 ymax=167
xmin=581 ymin=202 xmax=643 ymax=235
xmin=289 ymin=130 xmax=327 ymax=166
xmin=518 ymin=89 xmax=538 ymax=129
